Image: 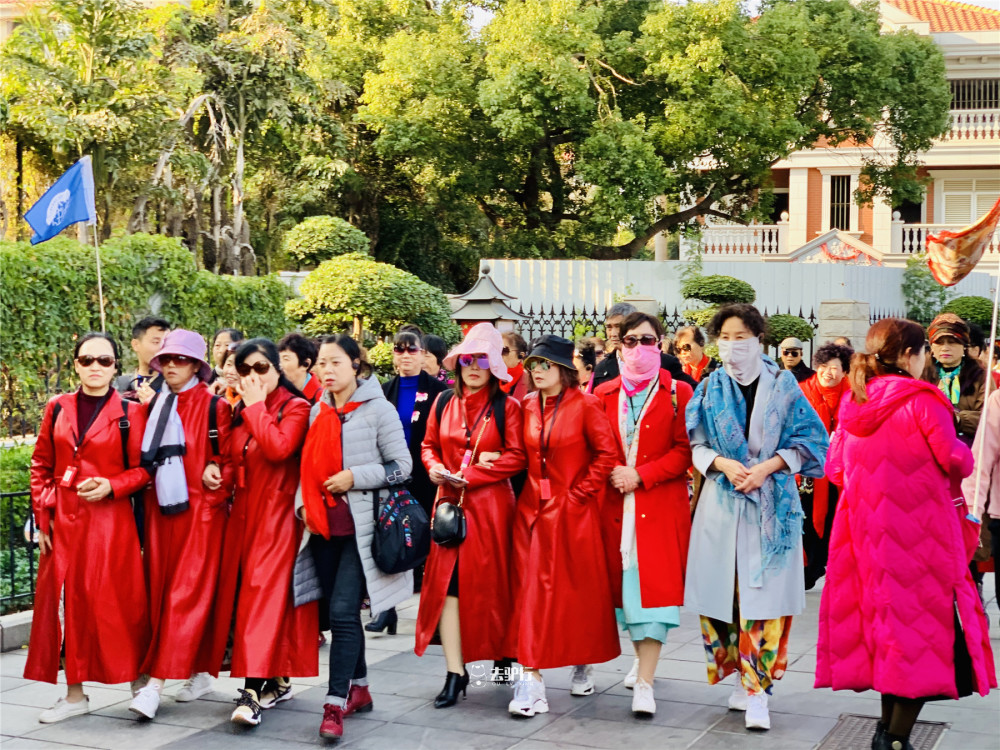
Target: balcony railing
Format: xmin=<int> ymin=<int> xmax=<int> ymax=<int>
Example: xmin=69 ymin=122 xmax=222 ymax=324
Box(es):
xmin=892 ymin=222 xmax=1000 ymax=256
xmin=944 ymin=109 xmax=999 ymax=141
xmin=699 ymin=221 xmax=784 ymax=257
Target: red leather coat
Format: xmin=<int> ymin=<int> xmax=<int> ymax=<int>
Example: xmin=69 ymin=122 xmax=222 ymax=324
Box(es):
xmin=211 ymin=386 xmax=318 ymax=678
xmin=415 ymin=389 xmax=526 ymax=661
xmin=142 ymin=385 xmax=233 ymax=679
xmin=25 ymin=392 xmax=150 ymax=685
xmin=594 ymin=371 xmax=693 ymax=608
xmin=508 ymin=387 xmax=620 ymax=669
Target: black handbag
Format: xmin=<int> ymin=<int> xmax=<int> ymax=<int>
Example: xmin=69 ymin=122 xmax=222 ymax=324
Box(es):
xmin=372 ymin=487 xmax=431 ymax=574
xmin=430 ymin=412 xmax=491 ymax=548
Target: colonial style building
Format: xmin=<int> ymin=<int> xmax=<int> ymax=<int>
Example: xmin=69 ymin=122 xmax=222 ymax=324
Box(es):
xmin=694 ymin=0 xmax=1000 ymax=268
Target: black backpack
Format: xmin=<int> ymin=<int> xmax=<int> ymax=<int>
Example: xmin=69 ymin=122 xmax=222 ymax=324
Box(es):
xmin=371 ymin=486 xmax=430 ymax=575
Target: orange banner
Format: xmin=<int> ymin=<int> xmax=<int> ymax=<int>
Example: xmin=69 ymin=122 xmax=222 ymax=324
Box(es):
xmin=926 ymin=197 xmax=1000 ymax=286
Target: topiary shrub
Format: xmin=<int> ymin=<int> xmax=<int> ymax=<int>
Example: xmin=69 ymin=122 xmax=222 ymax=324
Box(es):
xmin=366 ymin=341 xmax=396 ymax=382
xmin=940 ymin=296 xmax=997 ymax=334
xmin=682 ymin=306 xmax=719 ymax=328
xmin=902 ymin=254 xmax=950 ymax=325
xmin=764 ymin=314 xmax=815 ymax=348
xmin=283 ymin=216 xmax=370 ymax=267
xmin=287 ymin=252 xmax=461 ymax=343
xmin=681 ymin=275 xmax=756 ymax=305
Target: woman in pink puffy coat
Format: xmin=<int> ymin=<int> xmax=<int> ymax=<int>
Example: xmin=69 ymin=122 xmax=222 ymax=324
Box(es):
xmin=816 ymin=318 xmax=996 ymax=750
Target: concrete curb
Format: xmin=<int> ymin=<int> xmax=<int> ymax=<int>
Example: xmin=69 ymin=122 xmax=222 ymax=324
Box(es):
xmin=0 ymin=610 xmax=32 ymax=652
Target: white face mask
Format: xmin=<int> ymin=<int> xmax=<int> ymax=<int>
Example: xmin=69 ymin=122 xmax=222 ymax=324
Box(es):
xmin=716 ymin=338 xmax=763 ymax=385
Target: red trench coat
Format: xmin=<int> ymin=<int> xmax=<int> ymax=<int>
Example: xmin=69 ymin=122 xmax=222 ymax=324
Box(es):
xmin=508 ymin=387 xmax=620 ymax=669
xmin=594 ymin=371 xmax=693 ymax=608
xmin=142 ymin=385 xmax=233 ymax=679
xmin=415 ymin=390 xmax=526 ymax=661
xmin=25 ymin=392 xmax=151 ymax=685
xmin=210 ymin=387 xmax=318 ymax=678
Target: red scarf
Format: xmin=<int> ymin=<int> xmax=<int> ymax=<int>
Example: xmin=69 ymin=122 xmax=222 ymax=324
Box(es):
xmin=500 ymin=362 xmax=524 ymax=395
xmin=684 ymin=354 xmax=711 ymax=382
xmin=300 ymin=400 xmax=361 ymax=539
xmin=799 ymin=375 xmax=850 ymax=538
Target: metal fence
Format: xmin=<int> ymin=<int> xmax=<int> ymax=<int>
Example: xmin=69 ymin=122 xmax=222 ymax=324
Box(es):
xmin=1 ymin=491 xmax=36 ymax=614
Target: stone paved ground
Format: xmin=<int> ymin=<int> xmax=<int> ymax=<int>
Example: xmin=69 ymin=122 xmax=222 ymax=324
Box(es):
xmin=1 ymin=578 xmax=998 ymax=750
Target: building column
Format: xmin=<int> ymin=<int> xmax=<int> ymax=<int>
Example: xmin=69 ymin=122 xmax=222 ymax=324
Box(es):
xmin=871 ymin=195 xmax=893 ymax=253
xmin=788 ymin=168 xmax=809 ymax=249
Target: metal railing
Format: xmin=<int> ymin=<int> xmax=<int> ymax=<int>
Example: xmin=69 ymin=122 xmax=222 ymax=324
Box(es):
xmin=1 ymin=490 xmax=36 ymax=614
xmin=945 ymin=109 xmax=999 ymax=141
xmin=894 ymin=223 xmax=1000 ymax=256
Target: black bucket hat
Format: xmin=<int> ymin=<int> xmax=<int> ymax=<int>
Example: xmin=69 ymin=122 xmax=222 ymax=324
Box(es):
xmin=525 ymin=334 xmax=575 ymax=370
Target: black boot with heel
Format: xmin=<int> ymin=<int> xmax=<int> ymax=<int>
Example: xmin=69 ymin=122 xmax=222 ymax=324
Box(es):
xmin=434 ymin=671 xmax=469 ymax=709
xmin=365 ymin=608 xmax=398 ymax=634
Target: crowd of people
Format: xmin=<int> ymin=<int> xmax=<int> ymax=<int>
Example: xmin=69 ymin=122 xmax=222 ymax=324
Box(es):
xmin=22 ymin=300 xmax=1000 ymax=749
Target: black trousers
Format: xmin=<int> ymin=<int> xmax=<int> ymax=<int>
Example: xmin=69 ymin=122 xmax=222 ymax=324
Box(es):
xmin=310 ymin=534 xmax=367 ymax=699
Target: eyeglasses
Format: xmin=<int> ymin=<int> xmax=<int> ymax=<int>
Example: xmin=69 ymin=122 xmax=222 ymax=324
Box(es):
xmin=159 ymin=354 xmax=194 ymax=367
xmin=394 ymin=344 xmax=422 ymax=355
xmin=236 ymin=361 xmax=272 ymax=377
xmin=526 ymin=359 xmax=553 ymax=372
xmin=458 ymin=354 xmax=490 ymax=369
xmin=76 ymin=355 xmax=116 ymax=368
xmin=622 ymin=335 xmax=659 ymax=348
xmin=782 ymin=349 xmax=802 ymax=356
xmin=501 ymin=347 xmax=511 ymax=356
xmin=677 ymin=344 xmax=693 ymax=353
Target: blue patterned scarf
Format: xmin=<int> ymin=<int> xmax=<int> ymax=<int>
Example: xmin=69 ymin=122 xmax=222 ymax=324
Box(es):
xmin=685 ymin=356 xmax=829 ymax=573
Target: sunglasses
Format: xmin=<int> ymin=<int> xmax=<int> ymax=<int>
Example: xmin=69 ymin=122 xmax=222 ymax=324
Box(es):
xmin=677 ymin=344 xmax=693 ymax=353
xmin=393 ymin=344 xmax=422 ymax=355
xmin=75 ymin=355 xmax=116 ymax=368
xmin=501 ymin=347 xmax=511 ymax=356
xmin=159 ymin=354 xmax=195 ymax=367
xmin=622 ymin=335 xmax=659 ymax=348
xmin=782 ymin=349 xmax=802 ymax=356
xmin=526 ymin=359 xmax=553 ymax=372
xmin=236 ymin=361 xmax=272 ymax=377
xmin=458 ymin=354 xmax=490 ymax=369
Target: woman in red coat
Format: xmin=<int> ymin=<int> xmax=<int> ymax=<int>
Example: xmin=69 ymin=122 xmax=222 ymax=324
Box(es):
xmin=129 ymin=329 xmax=233 ymax=720
xmin=594 ymin=312 xmax=694 ymax=718
xmin=507 ymin=335 xmax=619 ymax=719
xmin=416 ymin=323 xmax=526 ymax=709
xmin=26 ymin=333 xmax=151 ymax=724
xmin=210 ymin=338 xmax=316 ymax=726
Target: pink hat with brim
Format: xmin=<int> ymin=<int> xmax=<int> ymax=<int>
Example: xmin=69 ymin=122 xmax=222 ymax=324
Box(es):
xmin=150 ymin=328 xmax=213 ymax=382
xmin=443 ymin=323 xmax=512 ymax=383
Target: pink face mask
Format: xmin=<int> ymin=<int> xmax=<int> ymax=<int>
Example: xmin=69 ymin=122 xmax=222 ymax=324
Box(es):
xmin=620 ymin=343 xmax=660 ymax=382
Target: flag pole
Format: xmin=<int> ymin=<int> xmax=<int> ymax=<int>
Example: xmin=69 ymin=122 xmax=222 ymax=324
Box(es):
xmin=91 ymin=222 xmax=106 ymax=333
xmin=969 ymin=261 xmax=999 ymax=520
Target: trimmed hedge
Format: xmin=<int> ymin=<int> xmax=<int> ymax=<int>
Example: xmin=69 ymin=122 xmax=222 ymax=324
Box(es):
xmin=283 ymin=215 xmax=370 ymax=267
xmin=681 ymin=275 xmax=756 ymax=305
xmin=0 ymin=234 xmax=291 ymax=436
xmin=287 ymin=252 xmax=461 ymax=344
xmin=764 ymin=313 xmax=815 ymax=348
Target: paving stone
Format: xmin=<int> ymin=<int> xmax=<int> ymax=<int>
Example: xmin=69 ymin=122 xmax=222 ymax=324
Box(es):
xmin=567 ymin=692 xmax=726 ymax=732
xmin=20 ymin=713 xmax=203 ymax=749
xmin=207 ymin=702 xmax=386 ymax=746
xmin=3 ymin=683 xmax=131 ymax=712
xmin=393 ymin=692 xmax=563 ymax=738
xmin=337 ymin=722 xmax=518 ymax=750
xmin=711 ymin=707 xmax=837 ymax=742
xmin=92 ymin=694 xmax=233 ymax=730
xmin=687 ymin=729 xmax=817 ymax=749
xmin=1 ymin=701 xmax=52 ymax=736
xmin=935 ymin=729 xmax=1000 ymax=750
xmin=530 ymin=715 xmax=703 ymax=749
xmin=155 ymin=728 xmax=319 ymax=750
xmin=0 ymin=737 xmax=93 ymax=750
xmin=1 ymin=676 xmax=32 ymax=692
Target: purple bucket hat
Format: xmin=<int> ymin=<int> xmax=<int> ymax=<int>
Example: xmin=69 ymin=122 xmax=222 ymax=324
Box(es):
xmin=150 ymin=329 xmax=213 ymax=382
xmin=443 ymin=322 xmax=511 ymax=383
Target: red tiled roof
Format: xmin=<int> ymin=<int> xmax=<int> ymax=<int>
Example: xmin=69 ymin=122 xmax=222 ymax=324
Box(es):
xmin=884 ymin=0 xmax=1000 ymax=32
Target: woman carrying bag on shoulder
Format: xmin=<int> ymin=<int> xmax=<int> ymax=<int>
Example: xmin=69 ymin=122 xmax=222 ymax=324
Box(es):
xmin=416 ymin=323 xmax=527 ymax=709
xmin=297 ymin=334 xmax=413 ymax=742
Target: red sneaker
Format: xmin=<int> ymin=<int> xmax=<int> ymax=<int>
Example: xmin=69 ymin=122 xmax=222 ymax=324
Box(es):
xmin=344 ymin=684 xmax=373 ymax=717
xmin=319 ymin=704 xmax=344 ymax=740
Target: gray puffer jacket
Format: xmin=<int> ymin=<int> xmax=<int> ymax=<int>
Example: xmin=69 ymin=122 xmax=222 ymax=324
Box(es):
xmin=295 ymin=376 xmax=413 ymax=615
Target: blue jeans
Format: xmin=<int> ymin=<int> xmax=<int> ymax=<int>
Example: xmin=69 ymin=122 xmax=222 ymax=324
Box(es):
xmin=310 ymin=534 xmax=367 ymax=699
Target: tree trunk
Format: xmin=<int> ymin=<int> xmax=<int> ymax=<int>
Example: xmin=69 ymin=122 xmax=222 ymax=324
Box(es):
xmin=129 ymin=147 xmax=173 ymax=234
xmin=15 ymin=136 xmax=24 ymax=241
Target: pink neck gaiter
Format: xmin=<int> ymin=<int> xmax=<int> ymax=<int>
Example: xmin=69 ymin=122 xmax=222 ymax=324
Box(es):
xmin=620 ymin=345 xmax=660 ymax=384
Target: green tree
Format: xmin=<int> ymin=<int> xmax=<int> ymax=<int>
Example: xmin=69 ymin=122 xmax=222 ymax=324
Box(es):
xmin=902 ymin=254 xmax=950 ymax=325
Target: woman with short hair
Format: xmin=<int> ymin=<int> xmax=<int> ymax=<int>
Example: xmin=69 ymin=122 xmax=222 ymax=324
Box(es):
xmin=26 ymin=333 xmax=151 ymax=724
xmin=675 ymin=325 xmax=717 ymax=383
xmin=685 ymin=304 xmax=829 ymax=731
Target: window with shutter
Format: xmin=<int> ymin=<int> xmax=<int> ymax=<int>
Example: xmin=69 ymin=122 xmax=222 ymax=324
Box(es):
xmin=940 ymin=177 xmax=1000 ymax=225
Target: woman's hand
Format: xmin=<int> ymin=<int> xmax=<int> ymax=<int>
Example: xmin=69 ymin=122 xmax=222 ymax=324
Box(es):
xmin=203 ymin=463 xmax=222 ymax=491
xmin=610 ymin=465 xmax=641 ymax=494
xmin=713 ymin=457 xmax=750 ymax=487
xmin=301 ymin=505 xmax=315 ymax=535
xmin=445 ymin=470 xmax=467 ymax=487
xmin=732 ymin=456 xmax=788 ymax=494
xmin=429 ymin=463 xmax=447 ymax=486
xmin=77 ymin=477 xmax=112 ymax=502
xmin=324 ymin=469 xmax=354 ymax=494
xmin=210 ymin=379 xmax=226 ymax=396
xmin=38 ymin=529 xmax=53 ymax=555
xmin=136 ymin=382 xmax=156 ymax=404
xmin=241 ymin=372 xmax=267 ymax=407
xmin=477 ymin=451 xmax=501 ymax=469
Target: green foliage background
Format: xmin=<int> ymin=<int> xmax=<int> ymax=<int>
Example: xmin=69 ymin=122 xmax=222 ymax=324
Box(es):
xmin=764 ymin=313 xmax=816 ymax=348
xmin=282 ymin=215 xmax=371 ymax=267
xmin=902 ymin=254 xmax=951 ymax=325
xmin=939 ymin=296 xmax=998 ymax=335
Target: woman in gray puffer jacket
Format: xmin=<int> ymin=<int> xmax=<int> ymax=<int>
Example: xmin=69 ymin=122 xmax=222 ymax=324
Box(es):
xmin=296 ymin=334 xmax=412 ymax=742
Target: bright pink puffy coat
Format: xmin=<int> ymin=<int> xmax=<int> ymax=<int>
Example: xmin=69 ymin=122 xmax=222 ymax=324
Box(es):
xmin=815 ymin=375 xmax=995 ymax=699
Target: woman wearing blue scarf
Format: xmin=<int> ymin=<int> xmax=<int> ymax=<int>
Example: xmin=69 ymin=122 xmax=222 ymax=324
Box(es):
xmin=685 ymin=304 xmax=829 ymax=731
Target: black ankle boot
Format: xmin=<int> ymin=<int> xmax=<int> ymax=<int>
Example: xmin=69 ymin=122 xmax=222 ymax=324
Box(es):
xmin=365 ymin=608 xmax=398 ymax=634
xmin=872 ymin=720 xmax=887 ymax=750
xmin=434 ymin=671 xmax=469 ymax=709
xmin=491 ymin=657 xmax=515 ymax=684
xmin=875 ymin=731 xmax=914 ymax=750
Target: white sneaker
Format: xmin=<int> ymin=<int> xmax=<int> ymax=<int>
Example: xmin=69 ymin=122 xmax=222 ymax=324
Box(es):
xmin=745 ymin=691 xmax=770 ymax=730
xmin=631 ymin=678 xmax=656 ymax=716
xmin=38 ymin=696 xmax=90 ymax=723
xmin=623 ymin=657 xmax=640 ymax=689
xmin=728 ymin=683 xmax=749 ymax=711
xmin=570 ymin=664 xmax=595 ymax=696
xmin=175 ymin=672 xmax=214 ymax=702
xmin=508 ymin=676 xmax=549 ymax=718
xmin=129 ymin=683 xmax=162 ymax=719
xmin=130 ymin=674 xmax=150 ymax=698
